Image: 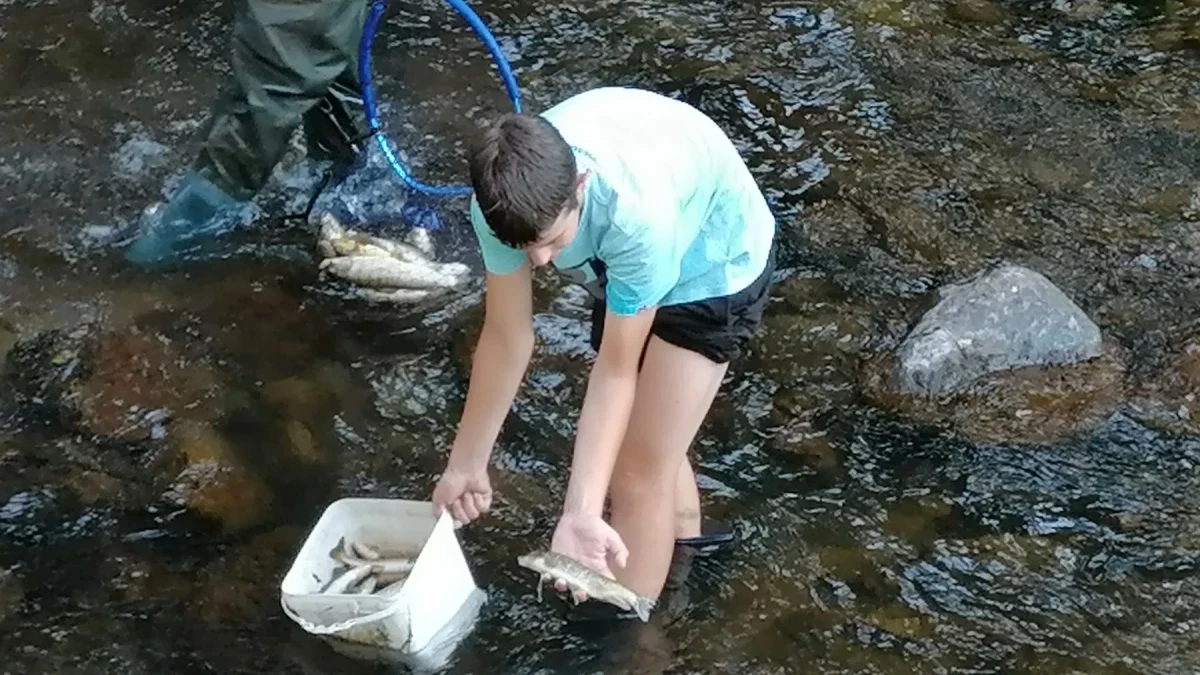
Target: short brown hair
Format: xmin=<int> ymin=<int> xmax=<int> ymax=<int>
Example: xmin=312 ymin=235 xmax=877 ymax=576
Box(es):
xmin=468 ymin=113 xmax=578 ymax=248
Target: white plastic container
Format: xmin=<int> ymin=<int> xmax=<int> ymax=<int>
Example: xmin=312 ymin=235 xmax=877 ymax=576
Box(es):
xmin=322 ymin=586 xmax=488 ymax=671
xmin=279 ymin=498 xmax=480 ymax=654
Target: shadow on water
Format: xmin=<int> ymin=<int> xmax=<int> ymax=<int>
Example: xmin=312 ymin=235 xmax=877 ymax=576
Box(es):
xmin=2 ymin=0 xmax=1200 ymax=673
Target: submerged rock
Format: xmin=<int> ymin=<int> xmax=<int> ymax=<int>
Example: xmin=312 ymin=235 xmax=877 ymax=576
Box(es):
xmin=892 ymin=263 xmax=1103 ymax=395
xmin=162 ymin=421 xmax=274 ymax=533
xmin=1 ymin=323 xmax=221 ymax=442
xmin=110 ymin=135 xmax=172 ymax=181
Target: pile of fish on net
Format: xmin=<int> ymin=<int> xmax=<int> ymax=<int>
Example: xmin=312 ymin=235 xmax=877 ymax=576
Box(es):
xmin=320 ymin=537 xmax=417 ymax=597
xmin=315 ymin=214 xmax=473 ymax=304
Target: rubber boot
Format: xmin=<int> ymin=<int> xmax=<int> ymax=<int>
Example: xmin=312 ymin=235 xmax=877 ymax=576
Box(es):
xmin=675 ymin=518 xmax=738 ymax=557
xmin=124 ymin=171 xmax=245 ymax=266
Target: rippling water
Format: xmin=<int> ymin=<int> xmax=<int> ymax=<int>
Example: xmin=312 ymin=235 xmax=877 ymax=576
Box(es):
xmin=1 ymin=0 xmax=1199 ymax=673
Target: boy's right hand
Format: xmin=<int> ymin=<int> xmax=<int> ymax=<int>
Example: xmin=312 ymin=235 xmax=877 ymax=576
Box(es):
xmin=432 ymin=465 xmax=493 ymax=527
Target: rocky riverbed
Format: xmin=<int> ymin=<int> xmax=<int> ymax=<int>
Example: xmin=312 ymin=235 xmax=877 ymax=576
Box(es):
xmin=1 ymin=0 xmax=1199 ymax=673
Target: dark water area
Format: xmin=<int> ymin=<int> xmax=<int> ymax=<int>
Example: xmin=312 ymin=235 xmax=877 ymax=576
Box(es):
xmin=2 ymin=0 xmax=1200 ymax=673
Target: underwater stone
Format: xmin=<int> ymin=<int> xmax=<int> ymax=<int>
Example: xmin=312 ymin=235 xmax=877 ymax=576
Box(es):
xmin=893 ymin=263 xmax=1102 ymax=395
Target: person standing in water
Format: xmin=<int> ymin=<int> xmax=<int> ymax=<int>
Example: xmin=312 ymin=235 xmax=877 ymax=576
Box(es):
xmin=125 ymin=0 xmax=371 ymax=265
xmin=431 ymin=86 xmax=777 ymax=617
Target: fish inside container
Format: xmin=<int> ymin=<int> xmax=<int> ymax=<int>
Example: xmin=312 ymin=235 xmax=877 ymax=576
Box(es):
xmin=291 ymin=502 xmax=432 ymax=595
xmin=280 ymin=497 xmax=479 ymax=653
xmin=314 ymin=536 xmax=422 ymax=597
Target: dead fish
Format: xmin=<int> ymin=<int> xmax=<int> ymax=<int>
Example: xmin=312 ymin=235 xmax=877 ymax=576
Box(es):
xmin=367 ymin=559 xmax=416 ymax=574
xmin=371 ymin=569 xmax=412 ymax=586
xmin=322 ymin=564 xmax=373 ymax=594
xmin=405 ymin=227 xmax=435 ymax=258
xmin=321 ymin=537 xmax=416 ymax=596
xmin=357 ymin=576 xmax=378 ymax=595
xmin=516 ymin=550 xmax=655 ymax=622
xmin=331 ymin=546 xmax=415 ymax=574
xmin=349 ymin=541 xmax=381 ymax=560
xmin=357 ymin=233 xmax=431 ymax=265
xmin=332 ymin=237 xmax=393 ymax=258
xmin=320 ymin=255 xmax=467 ymax=289
xmin=353 ymin=287 xmax=438 ymax=304
xmin=318 ymin=213 xmax=346 ymax=241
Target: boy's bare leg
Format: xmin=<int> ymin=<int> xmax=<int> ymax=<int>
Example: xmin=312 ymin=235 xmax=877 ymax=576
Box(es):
xmin=608 ymin=336 xmax=727 ymax=599
xmin=674 ymin=458 xmax=702 ymax=540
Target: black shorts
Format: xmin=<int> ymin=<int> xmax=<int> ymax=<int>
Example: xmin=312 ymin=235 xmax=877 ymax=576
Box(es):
xmin=590 ymin=245 xmax=776 ymax=365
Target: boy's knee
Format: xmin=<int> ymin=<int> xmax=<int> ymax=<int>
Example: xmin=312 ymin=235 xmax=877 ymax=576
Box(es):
xmin=609 ymin=465 xmax=664 ymax=505
xmin=611 ymin=455 xmax=679 ymax=505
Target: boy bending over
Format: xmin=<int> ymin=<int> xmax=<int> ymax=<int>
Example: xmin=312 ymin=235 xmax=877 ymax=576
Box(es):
xmin=432 ymin=86 xmax=777 ymax=609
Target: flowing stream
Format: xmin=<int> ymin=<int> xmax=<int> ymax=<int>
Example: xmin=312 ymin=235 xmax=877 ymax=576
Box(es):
xmin=1 ymin=1 xmax=1199 ymax=673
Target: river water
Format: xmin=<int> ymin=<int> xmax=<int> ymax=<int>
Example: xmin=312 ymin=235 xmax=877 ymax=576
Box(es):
xmin=1 ymin=0 xmax=1199 ymax=673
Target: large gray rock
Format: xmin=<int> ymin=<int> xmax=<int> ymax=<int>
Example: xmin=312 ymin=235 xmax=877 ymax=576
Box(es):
xmin=893 ymin=263 xmax=1103 ymax=394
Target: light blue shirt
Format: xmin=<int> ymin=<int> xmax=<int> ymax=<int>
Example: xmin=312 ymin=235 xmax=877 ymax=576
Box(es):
xmin=470 ymin=87 xmax=776 ymax=316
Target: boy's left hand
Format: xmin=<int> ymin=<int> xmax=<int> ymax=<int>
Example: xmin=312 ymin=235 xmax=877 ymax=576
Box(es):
xmin=550 ymin=513 xmax=629 ymax=602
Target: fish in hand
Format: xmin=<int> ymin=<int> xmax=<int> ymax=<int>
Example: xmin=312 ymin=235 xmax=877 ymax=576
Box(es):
xmin=517 ymin=550 xmax=655 ymax=622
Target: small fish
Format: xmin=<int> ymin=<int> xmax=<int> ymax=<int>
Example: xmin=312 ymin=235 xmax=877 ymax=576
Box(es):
xmin=357 ymin=576 xmax=378 ymax=595
xmin=360 ymin=234 xmax=430 ymax=264
xmin=322 ymin=564 xmax=373 ymax=594
xmin=320 ymin=536 xmax=417 ymax=597
xmin=517 ymin=550 xmax=655 ymax=622
xmin=318 ymin=213 xmax=346 ymax=242
xmin=367 ymin=559 xmax=416 ymax=574
xmin=371 ymin=569 xmax=411 ymax=586
xmin=331 ymin=545 xmax=415 ymax=574
xmin=349 ymin=541 xmax=381 ymax=560
xmin=332 ymin=237 xmax=393 ymax=258
xmin=353 ymin=287 xmax=438 ymax=304
xmin=405 ymin=227 xmax=436 ymax=258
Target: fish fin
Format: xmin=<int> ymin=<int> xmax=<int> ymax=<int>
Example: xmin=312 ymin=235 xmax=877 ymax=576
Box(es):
xmin=328 ymin=536 xmax=346 ymax=561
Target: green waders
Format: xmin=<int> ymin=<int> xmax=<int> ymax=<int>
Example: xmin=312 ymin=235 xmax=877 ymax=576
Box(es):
xmin=195 ymin=0 xmax=371 ymax=199
xmin=126 ymin=0 xmax=372 ymax=265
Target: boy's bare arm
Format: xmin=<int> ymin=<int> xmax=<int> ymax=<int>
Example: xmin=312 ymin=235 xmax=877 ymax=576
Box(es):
xmin=446 ymin=262 xmax=536 ymax=472
xmin=562 ymin=306 xmax=657 ymax=517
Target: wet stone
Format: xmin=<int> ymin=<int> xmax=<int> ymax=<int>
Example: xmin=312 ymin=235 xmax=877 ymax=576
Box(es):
xmin=892 ymin=262 xmax=1103 ymax=395
xmin=110 ymin=135 xmax=172 ymax=180
xmin=162 ymin=421 xmax=274 ymax=533
xmin=866 ymin=347 xmax=1125 ymax=444
xmin=1 ymin=323 xmax=222 ymax=442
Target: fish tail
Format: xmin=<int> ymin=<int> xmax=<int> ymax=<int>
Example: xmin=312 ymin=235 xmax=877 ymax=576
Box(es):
xmin=634 ymin=596 xmax=655 ymax=623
